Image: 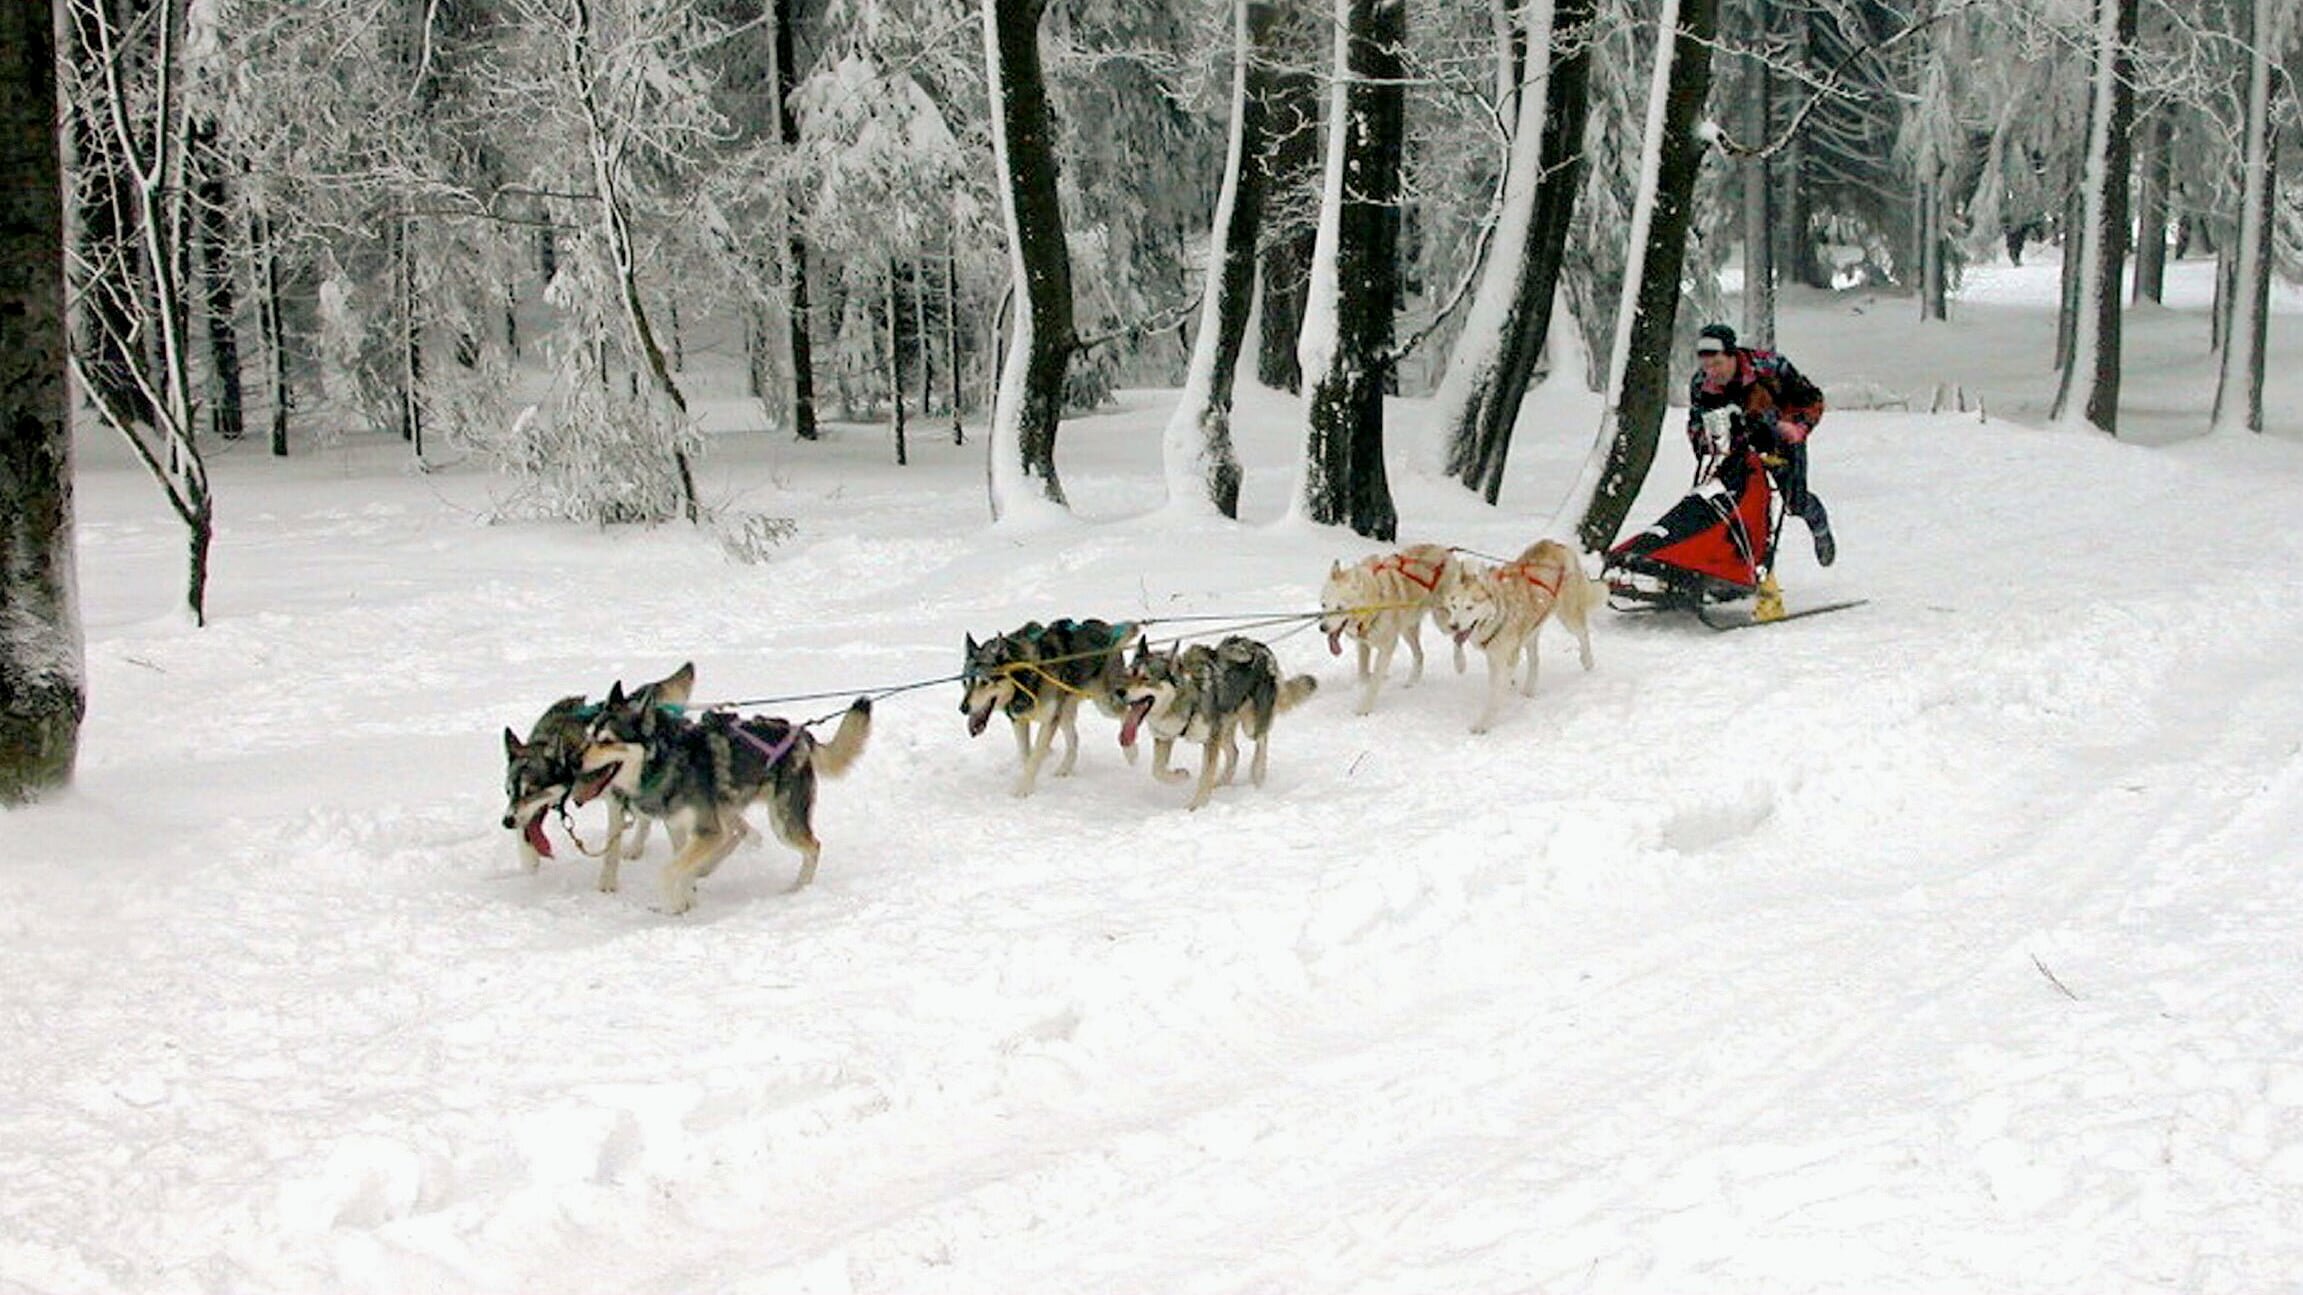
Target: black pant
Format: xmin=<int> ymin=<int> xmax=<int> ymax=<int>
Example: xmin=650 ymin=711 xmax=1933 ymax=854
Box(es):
xmin=1767 ymin=442 xmax=1828 ymax=532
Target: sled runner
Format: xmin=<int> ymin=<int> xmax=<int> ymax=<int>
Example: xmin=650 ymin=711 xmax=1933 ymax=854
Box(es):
xmin=1602 ymin=446 xmax=1863 ymax=629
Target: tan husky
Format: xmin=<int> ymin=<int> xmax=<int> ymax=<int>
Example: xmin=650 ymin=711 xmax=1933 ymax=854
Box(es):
xmin=1438 ymin=539 xmax=1599 ymax=733
xmin=1318 ymin=543 xmax=1463 ymax=715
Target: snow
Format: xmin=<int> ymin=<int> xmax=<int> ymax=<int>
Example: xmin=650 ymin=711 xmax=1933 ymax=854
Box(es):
xmin=9 ymin=258 xmax=2303 ymax=1293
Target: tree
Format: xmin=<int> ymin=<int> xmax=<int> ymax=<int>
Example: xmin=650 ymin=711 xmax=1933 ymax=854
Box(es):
xmin=1295 ymin=0 xmax=1404 ymax=542
xmin=1435 ymin=0 xmax=1599 ymax=505
xmin=64 ymin=0 xmax=215 ymax=624
xmin=2050 ymin=0 xmax=2136 ymax=436
xmin=2211 ymin=0 xmax=2277 ymax=434
xmin=1159 ymin=0 xmax=1275 ymax=518
xmin=1563 ymin=0 xmax=1716 ymax=554
xmin=775 ymin=0 xmax=820 ymax=441
xmin=1 ymin=0 xmax=85 ymax=804
xmin=984 ymin=0 xmax=1076 ymax=516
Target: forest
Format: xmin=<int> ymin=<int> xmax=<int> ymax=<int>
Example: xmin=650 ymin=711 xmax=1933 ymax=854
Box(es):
xmin=1 ymin=0 xmax=2297 ymax=799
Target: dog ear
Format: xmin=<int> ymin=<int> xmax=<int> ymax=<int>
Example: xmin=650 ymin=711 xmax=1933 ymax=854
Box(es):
xmin=503 ymin=726 xmax=523 ymax=758
xmin=605 ymin=680 xmax=628 ymax=709
xmin=965 ymin=633 xmax=979 ymax=656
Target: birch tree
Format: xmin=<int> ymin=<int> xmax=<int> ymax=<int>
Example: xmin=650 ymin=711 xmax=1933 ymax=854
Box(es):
xmin=1 ymin=0 xmax=83 ymax=804
xmin=1561 ymin=0 xmax=1717 ymax=554
xmin=2050 ymin=0 xmax=2137 ymax=436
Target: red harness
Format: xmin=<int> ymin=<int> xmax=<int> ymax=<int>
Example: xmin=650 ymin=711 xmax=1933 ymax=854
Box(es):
xmin=1371 ymin=553 xmax=1446 ymax=592
xmin=1495 ymin=562 xmax=1560 ymax=597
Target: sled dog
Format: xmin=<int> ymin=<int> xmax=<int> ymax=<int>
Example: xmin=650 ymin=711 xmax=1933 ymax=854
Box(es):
xmin=1318 ymin=543 xmax=1464 ymax=714
xmin=1439 ymin=539 xmax=1599 ymax=733
xmin=575 ymin=682 xmax=872 ymax=914
xmin=501 ymin=661 xmax=695 ymax=882
xmin=960 ymin=617 xmax=1142 ymax=797
xmin=1117 ymin=635 xmax=1318 ymax=810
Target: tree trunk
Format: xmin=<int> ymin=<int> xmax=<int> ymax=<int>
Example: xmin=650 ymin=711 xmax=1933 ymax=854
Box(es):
xmin=2050 ymin=0 xmax=2135 ymax=436
xmin=2212 ymin=0 xmax=2274 ymax=434
xmin=2132 ymin=105 xmax=2170 ymax=303
xmin=1739 ymin=0 xmax=1776 ymax=347
xmin=887 ymin=259 xmax=907 ymax=466
xmin=191 ymin=119 xmax=244 ymax=441
xmin=1254 ymin=3 xmax=1322 ymax=394
xmin=1569 ymin=0 xmax=1717 ymax=553
xmin=984 ymin=0 xmax=1075 ymax=513
xmin=774 ymin=0 xmax=818 ymax=441
xmin=946 ymin=248 xmax=965 ymax=444
xmin=1297 ymin=0 xmax=1403 ymax=542
xmin=0 ymin=0 xmax=85 ymax=804
xmin=252 ymin=206 xmax=290 ymax=456
xmin=1471 ymin=0 xmax=1594 ymax=504
xmin=1160 ymin=0 xmax=1273 ymax=518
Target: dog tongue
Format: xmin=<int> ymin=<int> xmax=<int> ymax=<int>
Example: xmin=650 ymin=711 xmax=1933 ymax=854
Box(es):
xmin=1119 ymin=697 xmax=1152 ymax=747
xmin=1327 ymin=626 xmax=1343 ymax=655
xmin=572 ymin=765 xmax=617 ymax=807
xmin=522 ymin=813 xmax=554 ymax=859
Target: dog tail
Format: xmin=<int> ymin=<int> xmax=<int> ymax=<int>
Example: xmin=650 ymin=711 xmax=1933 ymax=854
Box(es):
xmin=1275 ymin=674 xmax=1319 ymax=714
xmin=1559 ymin=549 xmax=1605 ymax=626
xmin=653 ymin=661 xmax=698 ymax=707
xmin=812 ymin=697 xmax=873 ymax=778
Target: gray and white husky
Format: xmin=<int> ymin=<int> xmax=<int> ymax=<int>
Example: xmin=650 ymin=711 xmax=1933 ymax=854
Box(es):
xmin=960 ymin=617 xmax=1141 ymax=797
xmin=575 ymin=682 xmax=871 ymax=914
xmin=500 ymin=661 xmax=695 ymax=880
xmin=1117 ymin=635 xmax=1318 ymax=811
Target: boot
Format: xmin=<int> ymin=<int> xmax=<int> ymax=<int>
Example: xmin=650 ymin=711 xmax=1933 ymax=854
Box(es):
xmin=1804 ymin=499 xmax=1835 ymax=567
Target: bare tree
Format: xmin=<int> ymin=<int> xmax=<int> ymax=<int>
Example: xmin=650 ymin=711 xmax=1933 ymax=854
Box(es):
xmin=64 ymin=0 xmax=214 ymax=624
xmin=1 ymin=0 xmax=84 ymax=804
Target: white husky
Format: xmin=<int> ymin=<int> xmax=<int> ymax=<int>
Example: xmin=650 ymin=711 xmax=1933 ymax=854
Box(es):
xmin=1438 ymin=538 xmax=1599 ymax=733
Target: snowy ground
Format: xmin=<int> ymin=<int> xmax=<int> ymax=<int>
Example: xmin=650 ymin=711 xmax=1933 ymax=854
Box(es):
xmin=9 ymin=260 xmax=2303 ymax=1293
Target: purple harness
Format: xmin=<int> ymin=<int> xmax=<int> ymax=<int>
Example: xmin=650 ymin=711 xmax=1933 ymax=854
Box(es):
xmin=731 ymin=720 xmax=804 ymax=767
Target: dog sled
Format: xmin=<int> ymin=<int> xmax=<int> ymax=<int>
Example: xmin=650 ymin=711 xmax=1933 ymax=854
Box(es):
xmin=1602 ymin=447 xmax=1862 ymax=631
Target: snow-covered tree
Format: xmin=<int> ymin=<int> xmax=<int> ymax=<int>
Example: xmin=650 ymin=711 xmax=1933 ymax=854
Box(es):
xmin=1562 ymin=0 xmax=1717 ymax=553
xmin=2210 ymin=0 xmax=2282 ymax=434
xmin=63 ymin=0 xmax=215 ymax=624
xmin=2050 ymin=0 xmax=2136 ymax=436
xmin=983 ymin=0 xmax=1076 ymax=518
xmin=1295 ymin=0 xmax=1404 ymax=542
xmin=0 ymin=0 xmax=83 ymax=804
xmin=1157 ymin=0 xmax=1275 ymax=519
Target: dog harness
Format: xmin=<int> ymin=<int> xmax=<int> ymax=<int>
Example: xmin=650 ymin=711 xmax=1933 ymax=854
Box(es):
xmin=1495 ymin=562 xmax=1560 ymax=597
xmin=1370 ymin=552 xmax=1446 ymax=591
xmin=731 ymin=718 xmax=805 ymax=768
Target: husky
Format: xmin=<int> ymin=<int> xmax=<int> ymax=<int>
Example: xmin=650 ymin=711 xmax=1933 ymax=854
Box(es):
xmin=1318 ymin=543 xmax=1464 ymax=715
xmin=960 ymin=617 xmax=1142 ymax=797
xmin=1438 ymin=538 xmax=1599 ymax=733
xmin=574 ymin=683 xmax=873 ymax=914
xmin=500 ymin=661 xmax=695 ymax=882
xmin=1117 ymin=635 xmax=1318 ymax=810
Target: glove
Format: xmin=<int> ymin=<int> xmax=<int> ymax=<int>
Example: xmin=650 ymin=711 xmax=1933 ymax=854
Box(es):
xmin=1776 ymin=417 xmax=1810 ymax=446
xmin=1699 ymin=406 xmax=1735 ymax=454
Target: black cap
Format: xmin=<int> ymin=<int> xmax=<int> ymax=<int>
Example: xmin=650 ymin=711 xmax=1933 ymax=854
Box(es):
xmin=1695 ymin=323 xmax=1736 ymax=354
